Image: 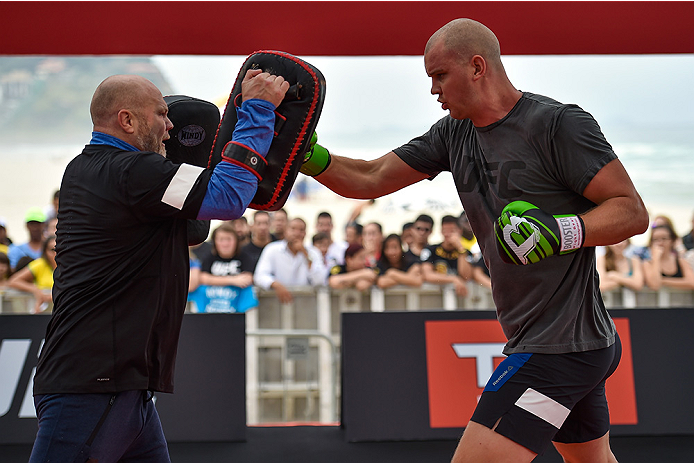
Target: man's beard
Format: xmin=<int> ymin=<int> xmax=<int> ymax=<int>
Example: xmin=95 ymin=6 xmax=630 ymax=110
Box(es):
xmin=136 ymin=120 xmax=167 ymax=156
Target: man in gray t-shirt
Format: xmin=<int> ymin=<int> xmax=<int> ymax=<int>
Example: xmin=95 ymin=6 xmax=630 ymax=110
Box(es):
xmin=301 ymin=17 xmax=647 ymax=463
xmin=394 ymin=94 xmax=617 ymax=355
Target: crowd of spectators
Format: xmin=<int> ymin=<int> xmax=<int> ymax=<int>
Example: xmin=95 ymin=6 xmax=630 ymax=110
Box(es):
xmin=186 ymin=207 xmax=694 ymax=311
xmin=4 ymin=189 xmax=694 ymax=313
xmin=1 ymin=190 xmax=60 ymax=313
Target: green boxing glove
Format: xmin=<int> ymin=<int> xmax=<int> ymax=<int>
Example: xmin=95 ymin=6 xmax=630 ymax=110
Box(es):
xmin=494 ymin=201 xmax=585 ymax=265
xmin=300 ymin=132 xmax=331 ymax=176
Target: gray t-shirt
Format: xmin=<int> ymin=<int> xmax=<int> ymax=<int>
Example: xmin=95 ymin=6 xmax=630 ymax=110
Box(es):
xmin=394 ymin=92 xmax=616 ymax=354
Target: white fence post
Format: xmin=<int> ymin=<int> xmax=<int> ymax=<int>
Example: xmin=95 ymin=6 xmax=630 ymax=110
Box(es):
xmin=443 ymin=285 xmax=457 ymax=310
xmin=245 ymin=306 xmax=259 ymax=424
xmin=370 ymin=287 xmax=385 ymax=312
xmin=316 ymin=287 xmax=336 ymax=422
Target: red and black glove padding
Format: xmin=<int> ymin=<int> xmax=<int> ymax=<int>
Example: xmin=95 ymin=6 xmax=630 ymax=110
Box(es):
xmin=218 ymin=97 xmax=276 ymax=180
xmin=219 ymin=141 xmax=268 ymax=181
xmin=163 ymin=95 xmax=221 ymax=245
xmin=209 ymin=50 xmax=326 ymax=211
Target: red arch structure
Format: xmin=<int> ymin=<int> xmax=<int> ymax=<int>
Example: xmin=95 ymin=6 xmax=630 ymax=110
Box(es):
xmin=2 ymin=1 xmax=693 ymax=56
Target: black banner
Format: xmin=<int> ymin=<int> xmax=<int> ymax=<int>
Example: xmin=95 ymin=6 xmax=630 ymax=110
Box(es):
xmin=341 ymin=309 xmax=694 ymax=442
xmin=0 ymin=313 xmax=246 ymax=444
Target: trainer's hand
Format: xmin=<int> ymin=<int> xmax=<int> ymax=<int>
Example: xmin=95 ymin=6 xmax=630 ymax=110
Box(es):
xmin=495 ymin=200 xmax=585 ymax=265
xmin=241 ymin=69 xmax=290 ymax=108
xmin=300 ymin=132 xmax=332 ymax=176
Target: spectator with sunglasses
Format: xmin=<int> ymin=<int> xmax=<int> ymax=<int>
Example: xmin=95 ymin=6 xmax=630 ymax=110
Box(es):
xmin=405 ymin=214 xmax=434 ymax=262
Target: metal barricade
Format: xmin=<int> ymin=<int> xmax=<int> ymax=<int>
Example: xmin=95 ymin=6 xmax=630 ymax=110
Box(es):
xmin=0 ymin=288 xmax=52 ymax=313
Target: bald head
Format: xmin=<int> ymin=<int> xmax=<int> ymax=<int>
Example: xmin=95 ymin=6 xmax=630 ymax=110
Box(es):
xmin=426 ymin=18 xmax=503 ymax=69
xmin=89 ymin=75 xmax=172 ymax=155
xmin=90 ymin=75 xmax=161 ymax=128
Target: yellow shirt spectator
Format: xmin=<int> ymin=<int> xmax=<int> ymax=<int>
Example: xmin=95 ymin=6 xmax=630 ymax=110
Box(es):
xmin=28 ymin=258 xmax=55 ymax=290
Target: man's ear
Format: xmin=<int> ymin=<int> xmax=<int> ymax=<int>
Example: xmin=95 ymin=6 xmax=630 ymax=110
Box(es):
xmin=117 ymin=109 xmax=136 ymax=134
xmin=471 ymin=55 xmax=487 ymax=81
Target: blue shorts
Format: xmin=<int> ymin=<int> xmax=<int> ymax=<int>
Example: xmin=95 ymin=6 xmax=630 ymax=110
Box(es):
xmin=470 ymin=334 xmax=621 ymax=454
xmin=30 ymin=390 xmax=170 ymax=463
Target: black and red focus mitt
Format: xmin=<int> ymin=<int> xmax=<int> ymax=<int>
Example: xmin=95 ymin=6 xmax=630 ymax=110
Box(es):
xmin=209 ymin=50 xmax=326 ymax=210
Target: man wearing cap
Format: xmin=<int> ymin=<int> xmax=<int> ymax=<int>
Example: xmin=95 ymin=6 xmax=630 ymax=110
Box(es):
xmin=7 ymin=207 xmax=46 ymax=270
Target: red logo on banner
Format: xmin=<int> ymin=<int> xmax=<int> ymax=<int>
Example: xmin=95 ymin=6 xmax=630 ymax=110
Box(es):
xmin=425 ymin=318 xmax=637 ymax=428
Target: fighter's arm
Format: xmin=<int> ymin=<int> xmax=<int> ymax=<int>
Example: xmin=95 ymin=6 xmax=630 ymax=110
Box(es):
xmin=580 ymin=158 xmax=649 ymax=247
xmin=495 ymin=118 xmax=649 ymax=265
xmin=315 ymin=151 xmax=429 ymax=200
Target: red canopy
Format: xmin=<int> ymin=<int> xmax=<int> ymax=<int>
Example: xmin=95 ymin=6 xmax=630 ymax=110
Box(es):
xmin=2 ymin=1 xmax=693 ymax=56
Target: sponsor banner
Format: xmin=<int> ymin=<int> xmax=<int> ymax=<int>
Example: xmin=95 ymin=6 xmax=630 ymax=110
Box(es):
xmin=342 ymin=309 xmax=693 ymax=442
xmin=188 ymin=285 xmax=258 ymax=313
xmin=425 ymin=318 xmax=637 ymax=429
xmin=0 ymin=314 xmax=245 ymax=444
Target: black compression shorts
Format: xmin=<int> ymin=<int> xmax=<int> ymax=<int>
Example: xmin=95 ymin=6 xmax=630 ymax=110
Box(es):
xmin=470 ymin=334 xmax=621 ymax=454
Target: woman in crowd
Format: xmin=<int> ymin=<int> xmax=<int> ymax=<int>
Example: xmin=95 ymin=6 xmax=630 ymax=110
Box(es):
xmin=643 ymin=224 xmax=694 ymax=290
xmin=596 ymin=239 xmax=644 ymax=292
xmin=7 ymin=235 xmax=56 ymax=313
xmin=328 ymin=243 xmax=378 ymax=291
xmin=200 ymin=222 xmax=254 ymax=288
xmin=375 ymin=233 xmax=422 ymax=289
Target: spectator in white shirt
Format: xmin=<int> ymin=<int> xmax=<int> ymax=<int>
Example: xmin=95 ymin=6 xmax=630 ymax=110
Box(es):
xmin=311 ymin=211 xmax=348 ymax=268
xmin=254 ymin=217 xmax=326 ymax=302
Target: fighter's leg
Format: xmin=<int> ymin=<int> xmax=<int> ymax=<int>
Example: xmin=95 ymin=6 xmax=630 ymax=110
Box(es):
xmin=30 ymin=393 xmax=117 ymax=463
xmin=552 ymin=336 xmax=622 ymax=463
xmin=451 ymin=420 xmax=537 ymax=463
xmin=553 ymin=431 xmax=618 ymax=463
xmin=456 ymin=340 xmax=620 ymax=461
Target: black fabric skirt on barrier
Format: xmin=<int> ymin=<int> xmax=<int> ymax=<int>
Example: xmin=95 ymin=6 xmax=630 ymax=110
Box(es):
xmin=2 ymin=427 xmax=693 ymax=463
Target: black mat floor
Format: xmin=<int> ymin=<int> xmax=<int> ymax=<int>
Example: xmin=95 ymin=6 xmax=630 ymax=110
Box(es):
xmin=3 ymin=426 xmax=692 ymax=462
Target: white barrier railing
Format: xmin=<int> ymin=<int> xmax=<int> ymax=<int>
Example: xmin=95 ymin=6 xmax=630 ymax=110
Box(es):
xmin=3 ymin=285 xmax=694 ymax=424
xmin=6 ymin=285 xmax=691 ymax=315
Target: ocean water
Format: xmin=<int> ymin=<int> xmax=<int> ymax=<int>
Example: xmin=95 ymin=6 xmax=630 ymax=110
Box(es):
xmin=2 ymin=54 xmax=692 ymax=246
xmin=1 ymin=138 xmax=692 ymax=248
xmin=616 ymin=142 xmax=694 ymax=208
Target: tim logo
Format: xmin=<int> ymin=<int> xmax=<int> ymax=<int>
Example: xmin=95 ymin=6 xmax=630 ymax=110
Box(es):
xmin=425 ymin=319 xmax=637 ymax=428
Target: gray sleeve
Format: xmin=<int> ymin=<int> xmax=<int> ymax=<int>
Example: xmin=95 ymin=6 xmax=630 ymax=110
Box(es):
xmin=550 ymin=105 xmax=618 ymax=195
xmin=392 ymin=117 xmax=454 ymax=178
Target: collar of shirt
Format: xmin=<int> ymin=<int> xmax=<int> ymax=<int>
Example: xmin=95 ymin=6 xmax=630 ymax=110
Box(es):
xmin=90 ymin=131 xmax=140 ymax=152
xmin=280 ymin=240 xmax=303 ymax=257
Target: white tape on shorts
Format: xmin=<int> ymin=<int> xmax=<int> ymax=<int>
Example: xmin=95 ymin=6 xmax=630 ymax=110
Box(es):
xmin=515 ymin=388 xmax=570 ymax=429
